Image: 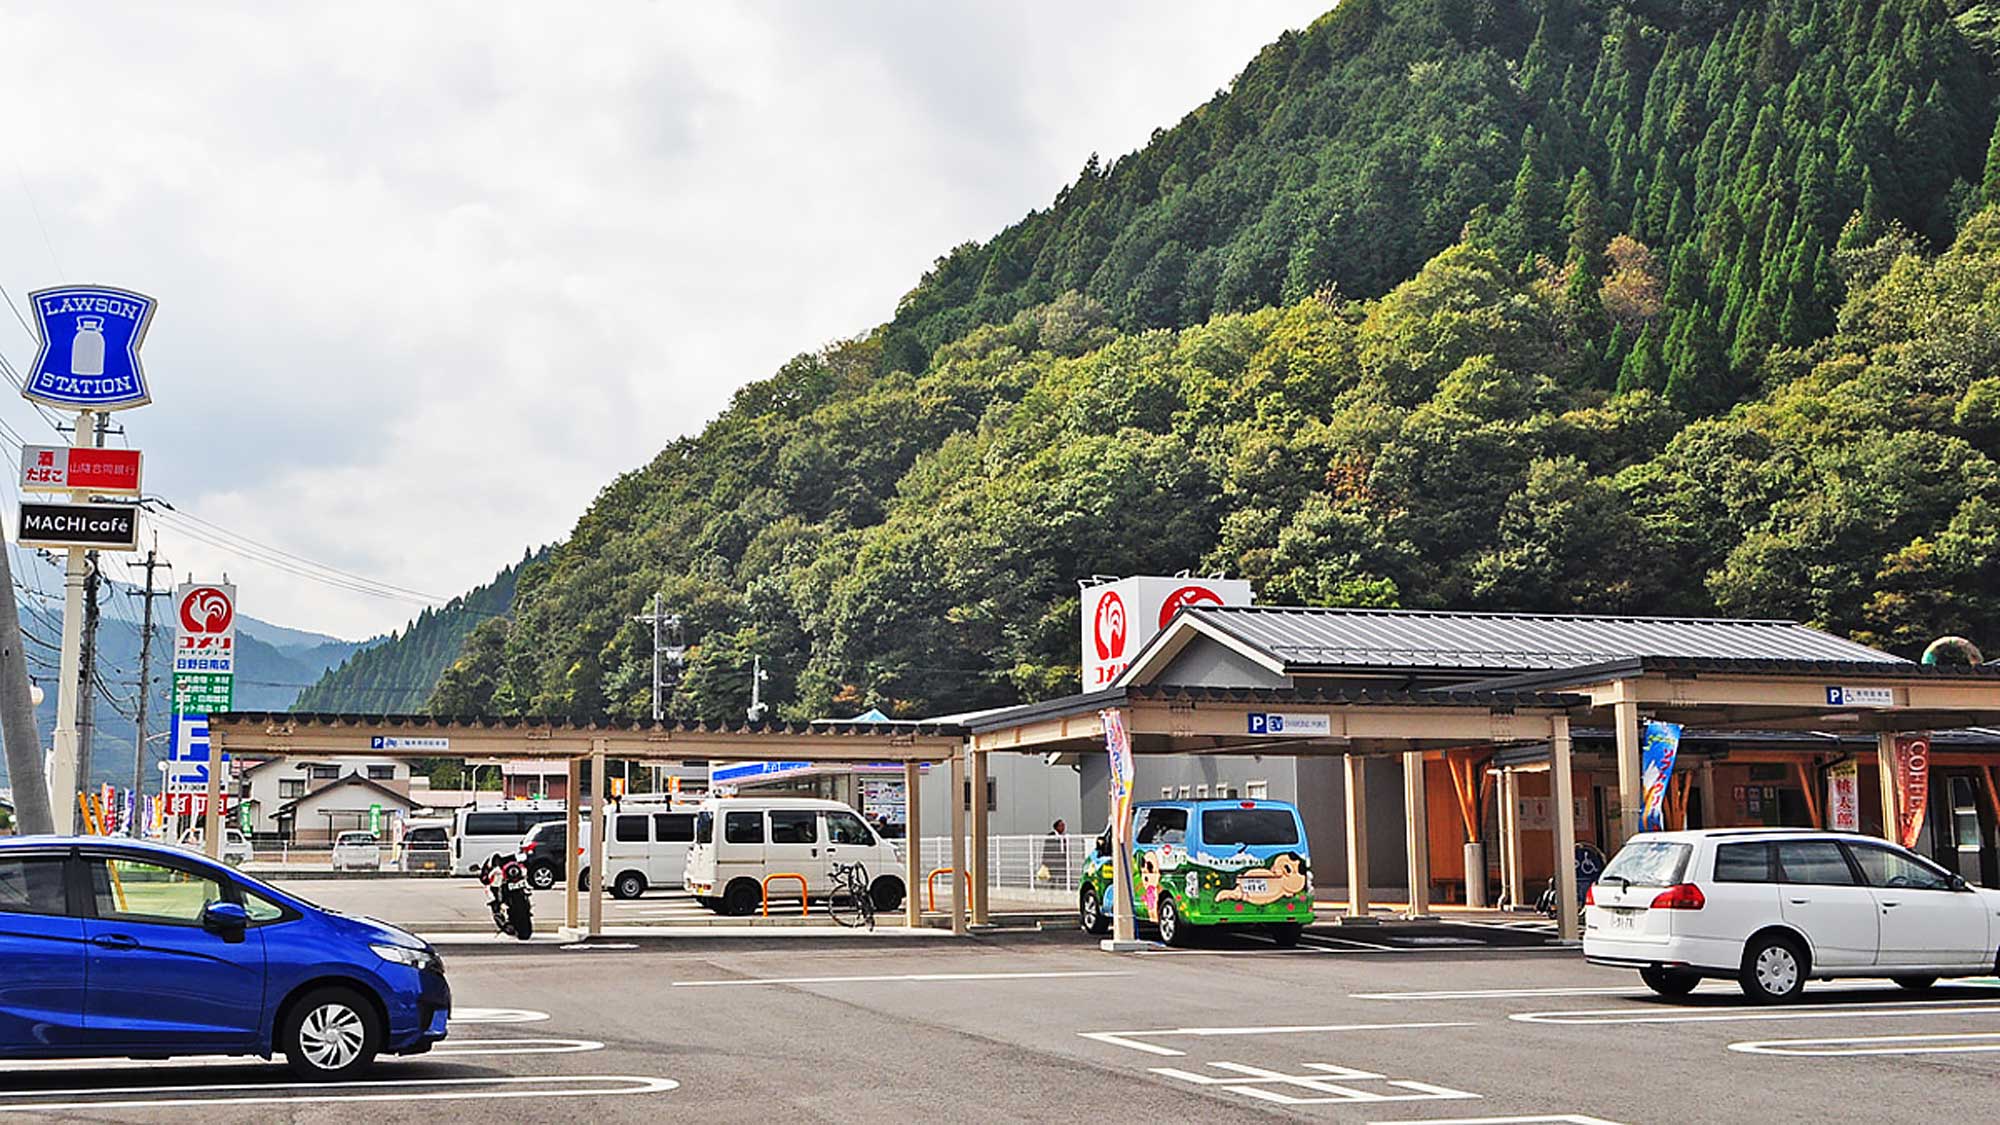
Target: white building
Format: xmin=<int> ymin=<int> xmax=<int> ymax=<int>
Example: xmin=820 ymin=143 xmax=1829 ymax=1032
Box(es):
xmin=237 ymin=755 xmax=415 ymax=839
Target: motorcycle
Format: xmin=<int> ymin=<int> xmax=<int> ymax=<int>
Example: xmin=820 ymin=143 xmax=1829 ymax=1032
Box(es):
xmin=480 ymin=854 xmax=534 ymax=940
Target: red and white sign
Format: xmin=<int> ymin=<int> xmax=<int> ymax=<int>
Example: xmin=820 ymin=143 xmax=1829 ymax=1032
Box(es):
xmin=173 ymin=582 xmax=237 ymax=675
xmin=1827 ymin=758 xmax=1860 ymax=832
xmin=166 ymin=793 xmax=234 ymax=817
xmin=1081 ymin=575 xmax=1254 ymax=690
xmin=19 ymin=445 xmax=143 ymax=495
xmin=1893 ymin=734 xmax=1931 ymax=848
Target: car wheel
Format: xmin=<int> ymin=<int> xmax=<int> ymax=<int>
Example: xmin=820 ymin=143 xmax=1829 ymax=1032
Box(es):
xmin=282 ymin=986 xmax=381 ymax=1081
xmin=1080 ymin=884 xmax=1109 ymax=935
xmin=1739 ymin=934 xmax=1808 ymax=1003
xmin=870 ymin=877 xmax=905 ymax=913
xmin=613 ymin=871 xmax=647 ymax=900
xmin=722 ymin=879 xmax=763 ymax=917
xmin=527 ymin=864 xmax=556 ymax=891
xmin=1641 ymin=967 xmax=1700 ymax=997
xmin=1893 ymin=975 xmax=1938 ymax=991
xmin=1268 ymin=922 xmax=1304 ymax=948
xmin=1156 ymin=897 xmax=1189 ymax=947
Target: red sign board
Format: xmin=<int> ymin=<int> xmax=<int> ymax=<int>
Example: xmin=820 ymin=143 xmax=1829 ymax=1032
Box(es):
xmin=19 ymin=445 xmax=142 ymax=495
xmin=1893 ymin=734 xmax=1931 ymax=849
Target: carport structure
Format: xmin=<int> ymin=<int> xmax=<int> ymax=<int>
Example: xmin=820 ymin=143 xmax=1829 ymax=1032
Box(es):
xmin=204 ymin=713 xmax=966 ymax=938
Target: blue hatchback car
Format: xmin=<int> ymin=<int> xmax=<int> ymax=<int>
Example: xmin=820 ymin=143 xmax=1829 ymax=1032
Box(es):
xmin=0 ymin=836 xmax=449 ymax=1079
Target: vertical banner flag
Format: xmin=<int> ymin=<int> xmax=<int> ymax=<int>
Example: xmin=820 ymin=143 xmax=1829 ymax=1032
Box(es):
xmin=1827 ymin=758 xmax=1861 ymax=832
xmin=1893 ymin=733 xmax=1931 ymax=848
xmin=1639 ymin=720 xmax=1684 ymax=831
xmin=1102 ymin=708 xmax=1134 ymax=843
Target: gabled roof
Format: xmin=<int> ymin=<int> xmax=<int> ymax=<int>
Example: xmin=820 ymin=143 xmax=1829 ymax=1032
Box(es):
xmin=273 ymin=771 xmax=415 ymax=816
xmin=1118 ymin=605 xmax=1909 ymax=686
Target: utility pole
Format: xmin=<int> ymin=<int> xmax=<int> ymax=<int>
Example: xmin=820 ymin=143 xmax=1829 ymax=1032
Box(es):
xmin=128 ymin=542 xmax=167 ymax=831
xmin=0 ymin=515 xmax=51 ymax=835
xmin=747 ymin=655 xmax=769 ymax=723
xmin=630 ymin=595 xmax=685 ymax=721
xmin=72 ymin=413 xmax=110 ymax=794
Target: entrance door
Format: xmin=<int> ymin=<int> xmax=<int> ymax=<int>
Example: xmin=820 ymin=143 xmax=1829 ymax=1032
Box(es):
xmin=1938 ymin=774 xmax=1996 ymax=888
xmin=1774 ymin=839 xmax=1877 ymax=968
xmin=78 ymin=852 xmax=265 ymax=1049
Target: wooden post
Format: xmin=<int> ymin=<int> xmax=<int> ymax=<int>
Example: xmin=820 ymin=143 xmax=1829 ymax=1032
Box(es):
xmin=1877 ymin=732 xmax=1899 ymax=843
xmin=903 ymin=761 xmax=923 ymax=928
xmin=588 ymin=739 xmax=608 ymax=937
xmin=564 ymin=756 xmax=581 ymax=932
xmin=949 ymin=747 xmax=967 ymax=936
xmin=1793 ymin=759 xmax=1822 ymax=829
xmin=1343 ymin=753 xmax=1370 ymax=919
xmin=1700 ymin=759 xmax=1719 ymax=829
xmin=1500 ymin=767 xmax=1525 ymax=909
xmin=1552 ymin=716 xmax=1580 ymax=942
xmin=970 ymin=746 xmax=990 ymax=926
xmin=1402 ymin=751 xmax=1430 ymax=918
xmin=1613 ymin=698 xmax=1641 ymax=844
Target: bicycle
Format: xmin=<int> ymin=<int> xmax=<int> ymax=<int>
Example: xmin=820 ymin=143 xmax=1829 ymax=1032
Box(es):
xmin=828 ymin=861 xmax=875 ymax=930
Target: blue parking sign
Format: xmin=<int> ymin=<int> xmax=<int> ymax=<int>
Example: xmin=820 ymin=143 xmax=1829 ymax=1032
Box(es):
xmin=23 ymin=285 xmax=157 ymax=411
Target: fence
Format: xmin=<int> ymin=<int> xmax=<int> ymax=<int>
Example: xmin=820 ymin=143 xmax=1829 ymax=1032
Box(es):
xmin=913 ymin=834 xmax=1092 ymax=906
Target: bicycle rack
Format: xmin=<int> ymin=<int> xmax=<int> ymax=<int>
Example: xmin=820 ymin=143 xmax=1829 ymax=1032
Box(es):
xmin=926 ymin=866 xmax=967 ymax=912
xmin=761 ymin=872 xmax=808 ymax=917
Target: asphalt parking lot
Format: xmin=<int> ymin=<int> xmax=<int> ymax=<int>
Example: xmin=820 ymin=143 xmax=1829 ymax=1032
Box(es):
xmin=5 ymin=921 xmax=1997 ymax=1123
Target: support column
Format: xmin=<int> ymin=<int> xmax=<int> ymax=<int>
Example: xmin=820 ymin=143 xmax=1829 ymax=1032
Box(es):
xmin=903 ymin=760 xmax=923 ymax=928
xmin=949 ymin=747 xmax=968 ymax=936
xmin=564 ymin=756 xmax=581 ymax=932
xmin=1876 ymin=732 xmax=1898 ymax=843
xmin=1500 ymin=767 xmax=1525 ymax=909
xmin=970 ymin=746 xmax=990 ymax=926
xmin=1343 ymin=753 xmax=1371 ymax=921
xmin=588 ymin=739 xmax=608 ymax=937
xmin=1613 ymin=697 xmax=1641 ymax=843
xmin=203 ymin=730 xmax=225 ymax=858
xmin=1402 ymin=751 xmax=1431 ymax=918
xmin=1700 ymin=759 xmax=1718 ymax=829
xmin=1552 ymin=717 xmax=1580 ymax=942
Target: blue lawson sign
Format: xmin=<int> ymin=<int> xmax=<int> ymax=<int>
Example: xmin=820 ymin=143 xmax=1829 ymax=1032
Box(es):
xmin=23 ymin=285 xmax=157 ymax=411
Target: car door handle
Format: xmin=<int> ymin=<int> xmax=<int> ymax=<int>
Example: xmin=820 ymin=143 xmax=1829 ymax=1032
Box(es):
xmin=1788 ymin=897 xmax=1810 ymax=905
xmin=91 ymin=933 xmax=139 ymax=950
xmin=1880 ymin=901 xmax=1901 ymax=910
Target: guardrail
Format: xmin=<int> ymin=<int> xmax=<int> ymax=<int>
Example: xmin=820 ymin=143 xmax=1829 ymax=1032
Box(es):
xmin=917 ymin=834 xmax=1091 ymax=899
xmin=761 ymin=872 xmax=809 ymax=917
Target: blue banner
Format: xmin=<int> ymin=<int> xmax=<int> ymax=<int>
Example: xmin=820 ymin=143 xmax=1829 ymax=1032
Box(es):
xmin=1639 ymin=720 xmax=1684 ymax=831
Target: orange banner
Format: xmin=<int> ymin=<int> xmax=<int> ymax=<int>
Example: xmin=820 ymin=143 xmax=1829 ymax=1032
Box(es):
xmin=1893 ymin=734 xmax=1931 ymax=849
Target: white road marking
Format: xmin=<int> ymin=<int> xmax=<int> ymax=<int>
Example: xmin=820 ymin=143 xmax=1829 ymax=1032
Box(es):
xmin=561 ymin=942 xmax=639 ymax=951
xmin=671 ymin=969 xmax=1131 ymax=988
xmin=0 ymin=1038 xmax=603 ymax=1071
xmin=1729 ymin=1032 xmax=2000 ymax=1057
xmin=453 ymin=1006 xmax=551 ymax=1023
xmin=1150 ymin=1060 xmax=1478 ymax=1106
xmin=1372 ymin=1116 xmax=1631 ymax=1125
xmin=1309 ymin=935 xmax=1397 ymax=951
xmin=1354 ymin=986 xmax=1639 ymax=1001
xmin=1512 ymin=1001 xmax=2000 ymax=1025
xmin=0 ymin=1074 xmax=677 ymax=1112
xmin=1079 ymin=1022 xmax=1476 ymax=1058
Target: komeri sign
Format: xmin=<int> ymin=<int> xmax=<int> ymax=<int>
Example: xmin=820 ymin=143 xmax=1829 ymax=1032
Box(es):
xmin=22 ymin=285 xmax=157 ymax=411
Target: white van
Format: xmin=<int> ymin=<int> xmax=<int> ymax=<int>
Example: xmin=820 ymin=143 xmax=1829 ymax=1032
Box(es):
xmin=684 ymin=797 xmax=905 ymax=916
xmin=452 ymin=803 xmax=566 ymax=875
xmin=575 ymin=805 xmax=699 ymax=899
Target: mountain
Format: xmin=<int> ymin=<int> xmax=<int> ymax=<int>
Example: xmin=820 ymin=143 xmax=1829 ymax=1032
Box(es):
xmin=365 ymin=0 xmax=2000 ymax=721
xmin=292 ymin=550 xmax=541 ymax=714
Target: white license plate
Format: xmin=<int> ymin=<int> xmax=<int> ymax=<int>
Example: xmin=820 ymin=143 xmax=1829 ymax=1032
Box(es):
xmin=1607 ymin=909 xmax=1638 ymax=930
xmin=1239 ymin=878 xmax=1269 ymax=895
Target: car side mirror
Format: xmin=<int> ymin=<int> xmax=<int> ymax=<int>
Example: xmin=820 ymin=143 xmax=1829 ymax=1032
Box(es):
xmin=1952 ymin=874 xmax=1973 ymax=893
xmin=202 ymin=900 xmax=249 ymax=942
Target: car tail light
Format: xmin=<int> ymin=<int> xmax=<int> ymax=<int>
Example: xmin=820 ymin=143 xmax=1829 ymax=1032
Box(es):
xmin=1240 ymin=801 xmax=1255 ymax=809
xmin=521 ymin=841 xmax=537 ymax=854
xmin=1584 ymin=882 xmax=1596 ymax=907
xmin=1650 ymin=883 xmax=1706 ymax=910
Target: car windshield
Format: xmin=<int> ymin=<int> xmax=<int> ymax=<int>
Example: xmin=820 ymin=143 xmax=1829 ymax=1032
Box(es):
xmin=1201 ymin=807 xmax=1298 ymax=847
xmin=1599 ymin=840 xmax=1691 ymax=887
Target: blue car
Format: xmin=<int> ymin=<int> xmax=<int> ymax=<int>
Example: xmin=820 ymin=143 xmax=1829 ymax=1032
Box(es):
xmin=0 ymin=836 xmax=449 ymax=1079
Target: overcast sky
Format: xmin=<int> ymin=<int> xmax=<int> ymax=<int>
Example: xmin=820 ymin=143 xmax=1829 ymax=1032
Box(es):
xmin=0 ymin=2 xmax=1325 ymax=640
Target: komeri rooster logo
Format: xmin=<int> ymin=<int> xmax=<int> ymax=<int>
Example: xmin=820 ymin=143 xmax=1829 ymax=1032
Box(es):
xmin=1093 ymin=590 xmax=1127 ymax=660
xmin=180 ymin=587 xmax=234 ymax=636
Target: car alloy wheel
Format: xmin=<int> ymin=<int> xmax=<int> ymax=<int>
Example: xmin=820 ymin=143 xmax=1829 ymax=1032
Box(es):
xmin=528 ymin=865 xmax=556 ymax=890
xmin=299 ymin=1001 xmax=367 ymax=1072
xmin=1080 ymin=886 xmax=1102 ymax=933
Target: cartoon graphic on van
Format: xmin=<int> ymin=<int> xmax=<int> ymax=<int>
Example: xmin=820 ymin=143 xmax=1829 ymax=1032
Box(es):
xmin=1078 ymin=799 xmax=1312 ymax=947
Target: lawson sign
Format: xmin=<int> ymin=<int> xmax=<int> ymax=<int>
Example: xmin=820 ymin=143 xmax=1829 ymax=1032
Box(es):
xmin=22 ymin=285 xmax=158 ymax=411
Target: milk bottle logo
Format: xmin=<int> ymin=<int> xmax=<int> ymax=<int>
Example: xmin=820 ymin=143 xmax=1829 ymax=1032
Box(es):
xmin=70 ymin=316 xmax=105 ymax=377
xmin=20 ymin=285 xmax=157 ymax=411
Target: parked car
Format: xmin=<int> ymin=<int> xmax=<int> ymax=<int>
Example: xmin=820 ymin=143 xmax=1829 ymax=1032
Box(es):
xmin=451 ymin=804 xmax=566 ymax=875
xmin=0 ymin=836 xmax=449 ymax=1079
xmin=685 ymin=797 xmax=905 ymax=915
xmin=331 ymin=831 xmax=382 ymax=872
xmin=178 ymin=827 xmax=254 ymax=867
xmin=577 ymin=806 xmax=698 ymax=899
xmin=399 ymin=818 xmax=451 ymax=872
xmin=1584 ymin=828 xmax=2000 ymax=1002
xmin=1079 ymin=799 xmax=1313 ymax=946
xmin=517 ymin=819 xmax=576 ymax=890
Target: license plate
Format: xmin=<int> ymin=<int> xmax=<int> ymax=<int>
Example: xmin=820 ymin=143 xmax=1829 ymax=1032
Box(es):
xmin=1608 ymin=909 xmax=1638 ymax=930
xmin=1239 ymin=877 xmax=1269 ymax=895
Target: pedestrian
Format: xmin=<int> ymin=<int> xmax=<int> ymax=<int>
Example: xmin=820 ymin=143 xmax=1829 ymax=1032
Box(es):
xmin=1039 ymin=818 xmax=1069 ymax=884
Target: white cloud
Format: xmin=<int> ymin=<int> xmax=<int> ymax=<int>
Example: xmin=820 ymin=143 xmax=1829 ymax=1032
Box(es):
xmin=0 ymin=1 xmax=1326 ymax=639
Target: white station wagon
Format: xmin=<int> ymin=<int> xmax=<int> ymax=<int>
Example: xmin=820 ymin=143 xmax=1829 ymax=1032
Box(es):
xmin=1584 ymin=828 xmax=2000 ymax=1002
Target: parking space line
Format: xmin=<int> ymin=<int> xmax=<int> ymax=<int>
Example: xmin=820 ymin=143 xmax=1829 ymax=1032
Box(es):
xmin=1079 ymin=1021 xmax=1476 ymax=1057
xmin=0 ymin=1074 xmax=678 ymax=1112
xmin=1729 ymin=1032 xmax=2000 ymax=1057
xmin=1370 ymin=1116 xmax=1631 ymax=1125
xmin=0 ymin=1038 xmax=604 ymax=1071
xmin=671 ymin=969 xmax=1130 ymax=988
xmin=1511 ymin=1001 xmax=2000 ymax=1026
xmin=1354 ymin=986 xmax=1637 ymax=1000
xmin=453 ymin=1007 xmax=551 ymax=1023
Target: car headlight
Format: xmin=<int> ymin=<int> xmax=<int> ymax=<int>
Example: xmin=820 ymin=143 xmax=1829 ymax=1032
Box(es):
xmin=372 ymin=943 xmax=443 ymax=973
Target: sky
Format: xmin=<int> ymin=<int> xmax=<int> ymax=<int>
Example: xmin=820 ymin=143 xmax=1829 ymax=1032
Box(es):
xmin=0 ymin=2 xmax=1327 ymax=641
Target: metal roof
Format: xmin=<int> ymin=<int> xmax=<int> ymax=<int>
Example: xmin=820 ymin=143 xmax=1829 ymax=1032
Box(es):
xmin=212 ymin=712 xmax=971 ymax=739
xmin=960 ymin=682 xmax=1584 ymax=734
xmin=1183 ymin=606 xmax=1907 ymax=675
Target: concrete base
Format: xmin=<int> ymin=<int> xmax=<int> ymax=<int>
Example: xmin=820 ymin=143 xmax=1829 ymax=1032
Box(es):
xmin=1399 ymin=912 xmax=1436 ymax=922
xmin=1099 ymin=938 xmax=1158 ymax=953
xmin=1334 ymin=915 xmax=1383 ymax=926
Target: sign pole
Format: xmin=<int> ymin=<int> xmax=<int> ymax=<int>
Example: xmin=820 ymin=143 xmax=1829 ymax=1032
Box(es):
xmin=203 ymin=726 xmax=223 ymax=858
xmin=48 ymin=409 xmax=96 ymax=833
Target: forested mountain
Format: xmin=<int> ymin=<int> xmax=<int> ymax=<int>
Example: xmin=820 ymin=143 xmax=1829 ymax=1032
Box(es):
xmin=399 ymin=0 xmax=2000 ymax=722
xmin=293 ymin=550 xmax=539 ymax=713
